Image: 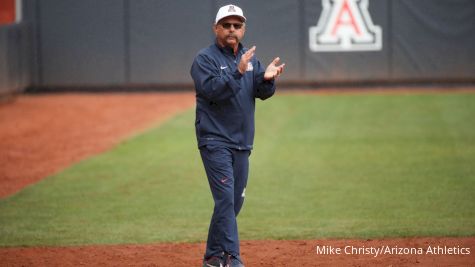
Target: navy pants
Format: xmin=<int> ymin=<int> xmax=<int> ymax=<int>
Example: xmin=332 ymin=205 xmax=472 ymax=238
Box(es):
xmin=200 ymin=145 xmax=250 ymax=261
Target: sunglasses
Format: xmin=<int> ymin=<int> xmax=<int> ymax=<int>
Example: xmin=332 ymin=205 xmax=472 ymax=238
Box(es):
xmin=220 ymin=22 xmax=244 ymax=30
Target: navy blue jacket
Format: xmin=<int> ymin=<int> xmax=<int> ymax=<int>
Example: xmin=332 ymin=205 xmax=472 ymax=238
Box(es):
xmin=190 ymin=42 xmax=276 ymax=150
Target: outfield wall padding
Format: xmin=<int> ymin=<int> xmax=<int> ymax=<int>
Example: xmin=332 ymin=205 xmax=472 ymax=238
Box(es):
xmin=5 ymin=0 xmax=475 ymax=91
xmin=0 ymin=0 xmax=34 ymax=95
xmin=0 ymin=23 xmax=30 ymax=96
xmin=391 ymin=0 xmax=475 ymax=80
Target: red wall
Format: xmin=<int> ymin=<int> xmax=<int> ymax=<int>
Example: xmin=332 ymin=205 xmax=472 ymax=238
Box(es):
xmin=0 ymin=0 xmax=15 ymax=25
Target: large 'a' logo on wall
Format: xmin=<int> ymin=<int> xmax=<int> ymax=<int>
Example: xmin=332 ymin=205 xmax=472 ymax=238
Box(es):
xmin=309 ymin=0 xmax=382 ymax=52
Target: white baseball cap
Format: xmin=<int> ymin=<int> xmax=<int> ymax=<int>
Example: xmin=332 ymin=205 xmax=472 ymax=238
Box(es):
xmin=215 ymin=4 xmax=246 ymax=24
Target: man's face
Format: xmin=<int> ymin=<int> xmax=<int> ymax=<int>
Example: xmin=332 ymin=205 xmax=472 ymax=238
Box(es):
xmin=214 ymin=16 xmax=246 ymax=49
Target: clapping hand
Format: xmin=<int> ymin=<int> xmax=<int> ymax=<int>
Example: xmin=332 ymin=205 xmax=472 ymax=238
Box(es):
xmin=238 ymin=46 xmax=285 ymax=80
xmin=264 ymin=57 xmax=285 ymax=81
xmin=238 ymin=46 xmax=256 ymax=74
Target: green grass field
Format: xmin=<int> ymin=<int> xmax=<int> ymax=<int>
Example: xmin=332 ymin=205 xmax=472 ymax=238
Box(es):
xmin=1 ymin=92 xmax=474 ymax=247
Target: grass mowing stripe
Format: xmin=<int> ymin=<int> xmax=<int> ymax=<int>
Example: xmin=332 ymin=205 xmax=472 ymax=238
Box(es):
xmin=1 ymin=93 xmax=474 ymax=246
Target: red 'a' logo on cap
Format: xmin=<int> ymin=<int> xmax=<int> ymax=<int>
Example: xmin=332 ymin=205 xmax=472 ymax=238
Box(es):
xmin=228 ymin=5 xmax=236 ymax=12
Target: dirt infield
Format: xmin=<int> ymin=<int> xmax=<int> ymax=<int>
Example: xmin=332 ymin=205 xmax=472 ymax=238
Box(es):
xmin=1 ymin=90 xmax=474 ymax=266
xmin=1 ymin=238 xmax=473 ymax=266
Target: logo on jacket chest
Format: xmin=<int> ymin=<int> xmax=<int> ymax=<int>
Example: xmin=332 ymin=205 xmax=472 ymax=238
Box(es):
xmin=246 ymin=62 xmax=253 ymax=72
